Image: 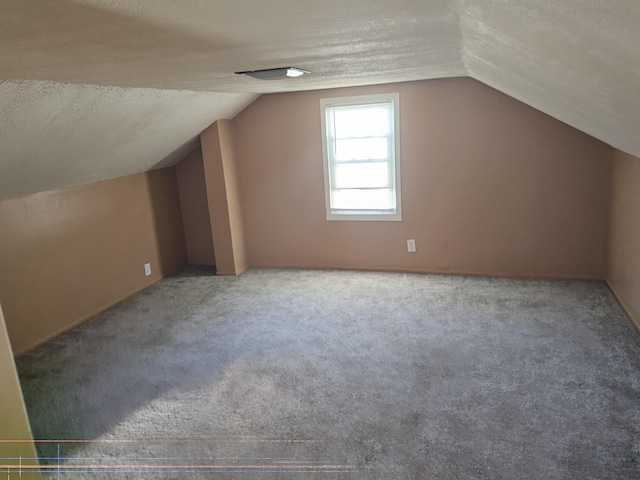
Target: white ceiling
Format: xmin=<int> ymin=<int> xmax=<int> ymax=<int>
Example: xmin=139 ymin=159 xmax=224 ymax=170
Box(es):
xmin=460 ymin=0 xmax=640 ymax=165
xmin=0 ymin=0 xmax=637 ymax=200
xmin=0 ymin=80 xmax=256 ymax=199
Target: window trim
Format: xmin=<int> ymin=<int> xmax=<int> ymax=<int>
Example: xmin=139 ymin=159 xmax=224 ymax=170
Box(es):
xmin=320 ymin=92 xmax=402 ymax=222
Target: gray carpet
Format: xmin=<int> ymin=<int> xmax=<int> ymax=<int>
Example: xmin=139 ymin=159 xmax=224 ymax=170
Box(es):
xmin=16 ymin=267 xmax=640 ymax=479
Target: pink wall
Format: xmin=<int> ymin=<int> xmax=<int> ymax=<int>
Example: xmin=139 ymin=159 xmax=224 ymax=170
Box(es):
xmin=201 ymin=120 xmax=248 ymax=275
xmin=233 ymin=78 xmax=612 ymax=278
xmin=176 ymin=147 xmax=216 ymax=266
xmin=608 ymin=149 xmax=640 ymax=329
xmin=0 ymin=168 xmax=186 ymax=354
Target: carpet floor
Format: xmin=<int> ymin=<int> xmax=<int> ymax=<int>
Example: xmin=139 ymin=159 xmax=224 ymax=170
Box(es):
xmin=16 ymin=267 xmax=640 ymax=479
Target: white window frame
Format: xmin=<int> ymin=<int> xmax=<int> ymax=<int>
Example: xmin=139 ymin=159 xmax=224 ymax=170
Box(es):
xmin=320 ymin=92 xmax=402 ymax=221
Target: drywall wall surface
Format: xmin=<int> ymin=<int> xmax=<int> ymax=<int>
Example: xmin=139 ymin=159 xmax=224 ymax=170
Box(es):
xmin=200 ymin=122 xmax=248 ymax=275
xmin=234 ymin=77 xmax=612 ymax=278
xmin=608 ymin=150 xmax=640 ymax=328
xmin=176 ymin=147 xmax=216 ymax=266
xmin=0 ymin=168 xmax=187 ymax=355
xmin=0 ymin=303 xmax=41 ymax=476
xmin=201 ymin=123 xmax=235 ymax=275
xmin=146 ymin=168 xmax=188 ymax=276
xmin=218 ymin=120 xmax=248 ymax=273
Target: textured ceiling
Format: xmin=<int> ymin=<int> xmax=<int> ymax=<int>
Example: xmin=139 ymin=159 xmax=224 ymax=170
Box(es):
xmin=460 ymin=0 xmax=640 ymax=165
xmin=1 ymin=0 xmax=638 ymax=199
xmin=0 ymin=80 xmax=256 ymax=199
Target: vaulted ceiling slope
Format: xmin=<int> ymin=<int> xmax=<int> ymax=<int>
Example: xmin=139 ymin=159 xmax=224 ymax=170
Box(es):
xmin=0 ymin=0 xmax=637 ymax=200
xmin=460 ymin=0 xmax=640 ymax=164
xmin=0 ymin=81 xmax=257 ymax=199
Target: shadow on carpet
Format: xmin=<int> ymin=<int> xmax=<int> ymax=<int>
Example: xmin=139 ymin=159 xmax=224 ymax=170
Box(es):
xmin=16 ymin=268 xmax=640 ymax=479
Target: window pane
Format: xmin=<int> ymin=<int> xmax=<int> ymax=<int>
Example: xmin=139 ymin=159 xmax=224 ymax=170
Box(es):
xmin=321 ymin=93 xmax=400 ymax=220
xmin=335 ymin=138 xmax=388 ymax=161
xmin=333 ymin=104 xmax=391 ymax=138
xmin=333 ymin=162 xmax=390 ymax=189
xmin=331 ymin=188 xmax=394 ymax=211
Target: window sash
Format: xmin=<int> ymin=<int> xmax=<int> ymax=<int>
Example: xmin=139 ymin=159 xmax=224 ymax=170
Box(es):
xmin=324 ymin=99 xmax=396 ymax=215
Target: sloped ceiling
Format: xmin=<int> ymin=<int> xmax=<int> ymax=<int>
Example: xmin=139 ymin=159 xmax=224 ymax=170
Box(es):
xmin=0 ymin=0 xmax=637 ymax=200
xmin=0 ymin=80 xmax=256 ymax=199
xmin=460 ymin=0 xmax=640 ymax=166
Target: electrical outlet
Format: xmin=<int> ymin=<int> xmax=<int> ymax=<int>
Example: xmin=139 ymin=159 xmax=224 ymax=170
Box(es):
xmin=144 ymin=263 xmax=152 ymax=276
xmin=407 ymin=239 xmax=416 ymax=253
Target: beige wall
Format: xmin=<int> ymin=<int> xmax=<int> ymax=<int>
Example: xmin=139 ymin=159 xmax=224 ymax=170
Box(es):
xmin=0 ymin=168 xmax=187 ymax=355
xmin=176 ymin=146 xmax=216 ymax=266
xmin=218 ymin=120 xmax=248 ymax=273
xmin=233 ymin=78 xmax=612 ymax=278
xmin=201 ymin=120 xmax=248 ymax=275
xmin=608 ymin=150 xmax=640 ymax=329
xmin=0 ymin=303 xmax=41 ymax=476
